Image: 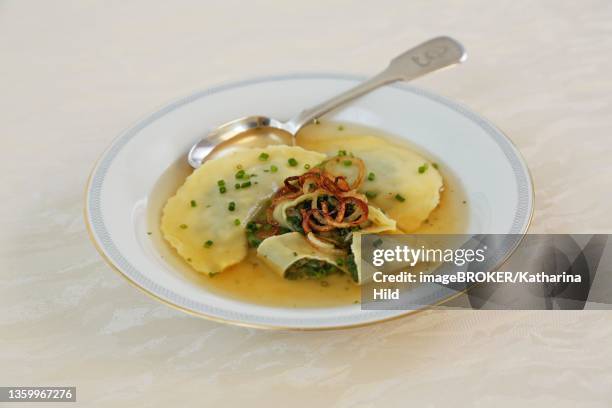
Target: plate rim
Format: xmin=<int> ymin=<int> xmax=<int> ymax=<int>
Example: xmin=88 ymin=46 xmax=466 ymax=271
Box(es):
xmin=84 ymin=72 xmax=535 ymax=330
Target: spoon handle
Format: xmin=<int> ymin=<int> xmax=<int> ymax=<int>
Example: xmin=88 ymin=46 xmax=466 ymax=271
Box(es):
xmin=285 ymin=36 xmax=467 ymax=134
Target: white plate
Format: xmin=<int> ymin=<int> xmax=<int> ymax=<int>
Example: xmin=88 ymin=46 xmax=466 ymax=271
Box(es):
xmin=85 ymin=74 xmax=534 ymax=330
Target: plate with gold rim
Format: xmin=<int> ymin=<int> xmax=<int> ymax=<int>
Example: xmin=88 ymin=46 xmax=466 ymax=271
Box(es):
xmin=85 ymin=73 xmax=534 ymax=330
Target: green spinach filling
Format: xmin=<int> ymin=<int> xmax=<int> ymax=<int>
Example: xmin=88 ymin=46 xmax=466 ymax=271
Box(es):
xmin=285 ymin=258 xmax=344 ymax=281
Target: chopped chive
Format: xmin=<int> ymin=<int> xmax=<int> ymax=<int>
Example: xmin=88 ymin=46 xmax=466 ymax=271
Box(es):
xmin=259 ymin=152 xmax=269 ymax=161
xmin=288 ymin=158 xmax=298 ymax=167
xmin=204 ymin=240 xmax=213 ymax=248
xmin=234 ymin=183 xmax=241 ymax=189
xmin=304 ymin=163 xmax=311 ymax=170
xmin=219 ymin=186 xmax=227 ymax=194
xmin=235 ymin=169 xmax=246 ymax=179
xmin=336 ymin=258 xmax=344 ymax=266
xmin=293 ymin=251 xmax=298 ymax=257
xmin=418 ymin=163 xmax=429 ymax=174
xmin=233 ymin=218 xmax=241 ymax=226
xmin=365 ymin=191 xmax=377 ymax=199
xmin=246 ymin=221 xmax=259 ymax=232
xmin=313 ymin=118 xmax=320 ymax=125
xmin=343 ymin=160 xmax=352 ymax=167
xmin=338 ymin=149 xmax=347 ymax=156
xmin=367 ymin=172 xmax=376 ymax=181
xmin=147 ymin=231 xmax=152 ymax=235
xmin=394 ymin=194 xmax=406 ymax=202
xmin=228 ymin=202 xmax=236 ymax=211
xmin=240 ymin=181 xmax=251 ymax=188
xmin=270 ymin=165 xmax=278 ymax=173
xmin=338 ymin=125 xmax=344 ymax=131
xmin=179 ymin=224 xmax=188 ymax=229
xmin=190 ymin=200 xmax=197 ymax=207
xmin=432 ymin=162 xmax=439 ymax=170
xmin=208 ymin=272 xmax=218 ymax=277
xmin=263 ymin=169 xmax=270 ymax=173
xmin=217 ymin=179 xmax=225 ymax=186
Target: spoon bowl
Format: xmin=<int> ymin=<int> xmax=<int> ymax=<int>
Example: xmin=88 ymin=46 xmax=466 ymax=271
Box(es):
xmin=188 ymin=116 xmax=293 ymax=164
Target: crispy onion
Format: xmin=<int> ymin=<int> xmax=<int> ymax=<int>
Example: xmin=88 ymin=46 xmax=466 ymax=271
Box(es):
xmin=272 ymin=166 xmax=364 ymax=203
xmin=301 ymin=209 xmax=335 ymax=233
xmin=266 ymin=156 xmax=371 ymax=251
xmin=320 ymin=197 xmax=369 ymax=228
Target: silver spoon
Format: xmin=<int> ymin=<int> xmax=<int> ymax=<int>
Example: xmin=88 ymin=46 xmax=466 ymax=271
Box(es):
xmin=188 ymin=36 xmax=467 ymax=168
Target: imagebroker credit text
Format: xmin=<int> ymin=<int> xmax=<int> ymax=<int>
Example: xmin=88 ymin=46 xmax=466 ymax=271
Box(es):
xmin=372 ymin=271 xmax=582 ymax=285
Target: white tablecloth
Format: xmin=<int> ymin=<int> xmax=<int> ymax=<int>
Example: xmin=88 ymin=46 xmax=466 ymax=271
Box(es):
xmin=2 ymin=0 xmax=611 ymax=406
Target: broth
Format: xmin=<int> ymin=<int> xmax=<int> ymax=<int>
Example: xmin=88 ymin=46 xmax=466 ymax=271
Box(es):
xmin=147 ymin=122 xmax=468 ymax=308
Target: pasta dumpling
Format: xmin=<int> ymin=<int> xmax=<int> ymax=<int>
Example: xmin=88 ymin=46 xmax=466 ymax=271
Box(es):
xmin=161 ymin=146 xmax=326 ymax=275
